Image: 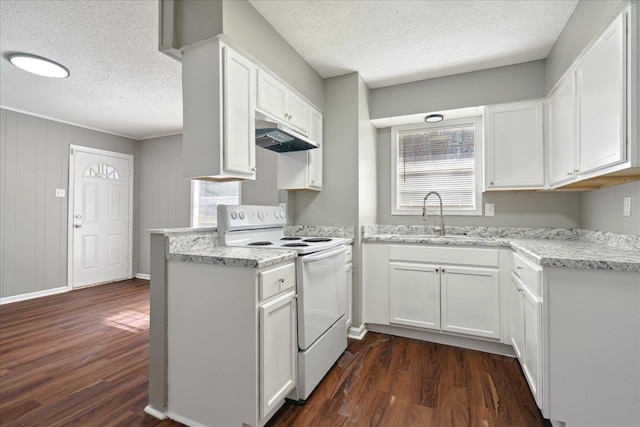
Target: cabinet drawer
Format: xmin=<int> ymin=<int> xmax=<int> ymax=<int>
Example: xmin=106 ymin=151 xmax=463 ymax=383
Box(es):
xmin=345 ymin=245 xmax=353 ymax=264
xmin=512 ymin=252 xmax=542 ymax=298
xmin=259 ymin=263 xmax=295 ymax=301
xmin=389 ymin=245 xmax=499 ymax=267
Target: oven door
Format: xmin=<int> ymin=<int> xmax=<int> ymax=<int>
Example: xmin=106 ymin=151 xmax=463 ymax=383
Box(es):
xmin=297 ymin=245 xmax=347 ymax=351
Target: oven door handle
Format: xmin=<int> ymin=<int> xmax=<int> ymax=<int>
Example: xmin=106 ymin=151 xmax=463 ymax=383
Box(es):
xmin=301 ymin=245 xmax=347 ymax=263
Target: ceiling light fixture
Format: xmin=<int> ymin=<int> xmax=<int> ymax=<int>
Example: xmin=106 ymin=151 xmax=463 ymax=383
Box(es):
xmin=425 ymin=114 xmax=444 ymax=123
xmin=8 ymin=53 xmax=70 ymax=78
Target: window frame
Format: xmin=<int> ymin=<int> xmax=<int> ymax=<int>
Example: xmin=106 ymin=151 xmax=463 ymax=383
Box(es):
xmin=390 ymin=116 xmax=483 ymax=216
xmin=190 ymin=180 xmax=242 ymax=227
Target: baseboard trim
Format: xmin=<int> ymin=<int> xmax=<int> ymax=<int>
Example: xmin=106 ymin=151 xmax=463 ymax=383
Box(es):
xmin=144 ymin=405 xmax=167 ymax=420
xmin=347 ymin=324 xmax=368 ymax=340
xmin=0 ymin=286 xmax=68 ymax=305
xmin=366 ymin=323 xmax=516 ymax=357
xmin=136 ymin=273 xmax=151 ymax=280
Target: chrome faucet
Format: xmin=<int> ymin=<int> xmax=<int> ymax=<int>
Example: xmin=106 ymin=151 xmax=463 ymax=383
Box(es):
xmin=422 ymin=191 xmax=445 ymax=236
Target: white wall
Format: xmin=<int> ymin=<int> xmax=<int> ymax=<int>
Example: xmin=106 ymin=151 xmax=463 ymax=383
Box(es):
xmin=0 ymin=108 xmax=139 ymax=298
xmin=137 ymin=134 xmax=191 ymax=275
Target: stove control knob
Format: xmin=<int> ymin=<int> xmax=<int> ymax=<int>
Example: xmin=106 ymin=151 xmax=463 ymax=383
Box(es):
xmin=281 ymin=210 xmax=286 ymax=218
xmin=239 ymin=211 xmax=245 ymax=220
xmin=230 ymin=211 xmax=238 ymax=220
xmin=257 ymin=210 xmax=265 ymax=220
xmin=274 ymin=211 xmax=280 ymax=219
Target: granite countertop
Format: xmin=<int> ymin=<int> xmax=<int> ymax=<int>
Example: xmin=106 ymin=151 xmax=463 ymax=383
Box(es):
xmin=362 ymin=225 xmax=640 ymax=272
xmin=162 ymin=226 xmax=355 ymax=268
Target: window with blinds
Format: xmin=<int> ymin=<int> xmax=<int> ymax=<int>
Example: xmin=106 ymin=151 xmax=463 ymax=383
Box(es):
xmin=392 ymin=117 xmax=482 ymax=215
xmin=191 ymin=180 xmax=241 ymax=227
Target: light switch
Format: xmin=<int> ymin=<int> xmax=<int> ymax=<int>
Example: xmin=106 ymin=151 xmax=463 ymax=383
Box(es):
xmin=623 ymin=196 xmax=631 ymax=217
xmin=55 ymin=189 xmax=66 ymax=198
xmin=485 ymin=203 xmax=495 ymax=216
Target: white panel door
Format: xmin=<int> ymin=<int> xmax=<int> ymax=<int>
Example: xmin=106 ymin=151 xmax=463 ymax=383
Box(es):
xmin=223 ymin=46 xmax=256 ymax=176
xmin=72 ymin=150 xmax=130 ymax=288
xmin=389 ymin=262 xmax=440 ymax=330
xmin=577 ymin=13 xmax=625 ymax=174
xmin=484 ymin=100 xmax=545 ymax=190
xmin=259 ymin=291 xmax=296 ymax=418
xmin=440 ymin=266 xmax=501 ymax=339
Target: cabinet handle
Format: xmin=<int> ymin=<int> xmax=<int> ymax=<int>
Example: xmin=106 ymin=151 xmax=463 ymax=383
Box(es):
xmin=435 ymin=268 xmax=439 ymax=273
xmin=567 ymin=171 xmax=573 ymax=176
xmin=441 ymin=269 xmax=445 ymax=274
xmin=516 ymin=266 xmax=523 ymax=270
xmin=489 ymin=181 xmax=494 ymax=186
xmin=278 ymin=278 xmax=285 ymax=288
xmin=251 ymin=167 xmax=257 ymax=172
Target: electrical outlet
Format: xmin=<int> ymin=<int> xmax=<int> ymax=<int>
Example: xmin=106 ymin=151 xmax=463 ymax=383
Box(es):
xmin=485 ymin=203 xmax=495 ymax=216
xmin=623 ymin=196 xmax=631 ymax=217
xmin=55 ymin=189 xmax=66 ymax=198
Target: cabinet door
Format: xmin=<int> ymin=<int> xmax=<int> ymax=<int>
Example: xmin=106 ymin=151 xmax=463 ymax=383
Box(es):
xmin=522 ymin=286 xmax=542 ymax=408
xmin=259 ymin=291 xmax=296 ymax=418
xmin=389 ymin=262 xmax=440 ymax=330
xmin=345 ymin=263 xmax=353 ymax=329
xmin=286 ymin=91 xmax=310 ymax=134
xmin=577 ymin=13 xmax=625 ymax=175
xmin=440 ymin=266 xmax=501 ymax=339
xmin=484 ymin=100 xmax=545 ymax=190
xmin=547 ymin=74 xmax=577 ymax=186
xmin=510 ymin=274 xmax=525 ymax=361
xmin=308 ymin=108 xmax=323 ymax=190
xmin=223 ymin=46 xmax=257 ymax=177
xmin=257 ymin=70 xmax=288 ymax=120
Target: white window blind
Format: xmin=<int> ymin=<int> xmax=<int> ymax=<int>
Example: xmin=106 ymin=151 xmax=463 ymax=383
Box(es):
xmin=394 ymin=119 xmax=480 ymax=213
xmin=191 ymin=180 xmax=240 ymax=227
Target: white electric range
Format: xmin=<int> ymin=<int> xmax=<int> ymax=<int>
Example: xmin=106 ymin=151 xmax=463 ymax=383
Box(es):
xmin=217 ymin=204 xmax=348 ymax=402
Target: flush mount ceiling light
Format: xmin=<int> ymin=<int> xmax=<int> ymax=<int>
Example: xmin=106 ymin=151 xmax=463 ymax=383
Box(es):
xmin=8 ymin=53 xmax=70 ymax=78
xmin=425 ymin=114 xmax=444 ymax=123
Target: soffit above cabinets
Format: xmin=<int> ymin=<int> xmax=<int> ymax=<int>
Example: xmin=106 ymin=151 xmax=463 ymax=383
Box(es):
xmin=248 ymin=0 xmax=578 ymax=89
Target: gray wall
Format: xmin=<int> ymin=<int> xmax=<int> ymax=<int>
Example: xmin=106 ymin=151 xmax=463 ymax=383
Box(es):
xmin=545 ymin=0 xmax=628 ymax=93
xmin=137 ymin=134 xmax=191 ymax=275
xmin=370 ymin=60 xmax=546 ymax=120
xmin=0 ymin=108 xmax=139 ymax=299
xmin=375 ymin=127 xmax=582 ymax=228
xmin=581 ymin=181 xmax=640 ymax=234
xmin=241 ymin=146 xmax=287 ymax=210
xmin=294 ymin=73 xmax=360 ymax=226
xmin=222 ymin=0 xmax=324 ymax=110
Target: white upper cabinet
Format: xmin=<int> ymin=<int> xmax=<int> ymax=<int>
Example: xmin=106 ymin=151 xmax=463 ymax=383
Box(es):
xmin=277 ymin=106 xmax=323 ymax=191
xmin=547 ymin=74 xmax=577 ymax=186
xmin=257 ymin=70 xmax=310 ymax=135
xmin=484 ymin=100 xmax=545 ymax=190
xmin=182 ymin=39 xmax=256 ymax=180
xmin=576 ymin=11 xmax=626 ymax=175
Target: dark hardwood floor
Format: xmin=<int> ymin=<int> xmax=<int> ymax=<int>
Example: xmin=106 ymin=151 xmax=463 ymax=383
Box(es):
xmin=0 ymin=279 xmax=549 ymax=426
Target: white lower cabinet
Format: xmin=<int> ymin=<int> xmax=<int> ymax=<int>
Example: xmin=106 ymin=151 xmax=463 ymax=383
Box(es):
xmin=166 ymin=260 xmax=296 ymax=427
xmin=441 ymin=266 xmax=501 ymax=339
xmin=370 ymin=244 xmax=501 ymax=341
xmin=259 ymin=291 xmax=296 ymax=418
xmin=390 ymin=262 xmax=440 ymax=330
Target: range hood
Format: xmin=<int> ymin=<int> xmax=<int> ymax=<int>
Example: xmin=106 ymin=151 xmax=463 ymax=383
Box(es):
xmin=255 ymin=111 xmax=318 ymax=153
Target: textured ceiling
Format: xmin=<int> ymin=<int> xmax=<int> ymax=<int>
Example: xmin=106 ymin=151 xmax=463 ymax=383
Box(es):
xmin=0 ymin=0 xmax=577 ymax=140
xmin=248 ymin=0 xmax=578 ymax=88
xmin=0 ymin=0 xmax=182 ymax=140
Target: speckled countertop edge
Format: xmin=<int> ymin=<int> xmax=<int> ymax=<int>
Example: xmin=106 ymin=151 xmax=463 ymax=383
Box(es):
xmin=362 ymin=225 xmax=640 ymax=272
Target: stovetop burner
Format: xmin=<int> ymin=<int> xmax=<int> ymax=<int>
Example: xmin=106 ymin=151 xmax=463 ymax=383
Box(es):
xmin=303 ymin=237 xmax=332 ymax=243
xmin=282 ymin=243 xmax=310 ymax=247
xmin=281 ymin=237 xmax=302 ymax=241
xmin=248 ymin=241 xmax=273 ymax=246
